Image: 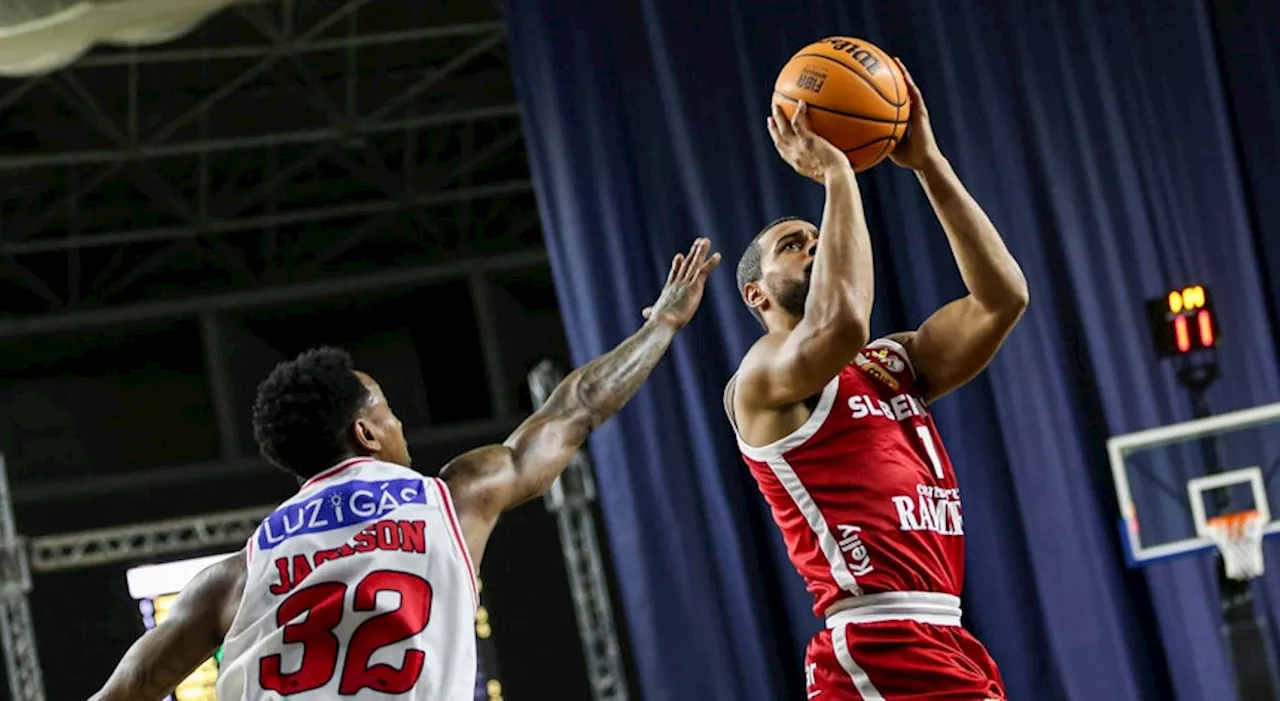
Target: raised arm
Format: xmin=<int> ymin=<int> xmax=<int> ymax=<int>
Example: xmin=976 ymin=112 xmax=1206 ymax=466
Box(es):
xmin=739 ymin=102 xmax=874 ymax=409
xmin=440 ymin=239 xmax=720 ymax=566
xmin=886 ymin=60 xmax=1029 ymax=403
xmin=91 ymin=550 xmax=246 ymax=701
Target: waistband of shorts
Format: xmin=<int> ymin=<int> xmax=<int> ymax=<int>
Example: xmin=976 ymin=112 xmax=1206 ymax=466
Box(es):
xmin=825 ymin=591 xmax=962 ymax=628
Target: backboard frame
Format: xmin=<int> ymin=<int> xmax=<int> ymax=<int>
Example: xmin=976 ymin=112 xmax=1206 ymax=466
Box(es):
xmin=1108 ymin=402 xmax=1280 ymax=567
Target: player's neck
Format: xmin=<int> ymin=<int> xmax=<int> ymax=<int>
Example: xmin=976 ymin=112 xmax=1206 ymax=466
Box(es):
xmin=765 ymin=312 xmax=802 ymax=333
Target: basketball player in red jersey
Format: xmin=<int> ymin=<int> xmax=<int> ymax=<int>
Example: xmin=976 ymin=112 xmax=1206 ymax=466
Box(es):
xmin=725 ymin=60 xmax=1028 ymax=700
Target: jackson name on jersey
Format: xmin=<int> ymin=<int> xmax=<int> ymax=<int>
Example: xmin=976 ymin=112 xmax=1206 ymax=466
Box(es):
xmin=216 ymin=458 xmax=478 ymax=701
xmin=728 ymin=337 xmax=966 ymax=616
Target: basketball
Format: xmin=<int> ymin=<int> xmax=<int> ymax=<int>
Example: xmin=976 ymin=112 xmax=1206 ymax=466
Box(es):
xmin=772 ymin=37 xmax=910 ymax=172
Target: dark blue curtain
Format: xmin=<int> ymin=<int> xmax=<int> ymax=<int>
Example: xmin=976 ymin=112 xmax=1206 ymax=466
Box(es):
xmin=1211 ymin=0 xmax=1280 ymax=357
xmin=504 ymin=1 xmax=1280 ymax=699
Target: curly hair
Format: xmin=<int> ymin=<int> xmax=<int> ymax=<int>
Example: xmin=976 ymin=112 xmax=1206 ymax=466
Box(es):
xmin=252 ymin=346 xmax=370 ymax=479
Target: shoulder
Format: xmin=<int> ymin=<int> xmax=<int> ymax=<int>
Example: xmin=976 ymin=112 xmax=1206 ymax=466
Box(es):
xmin=733 ymin=331 xmax=790 ymax=385
xmin=180 ymin=548 xmax=247 ymax=631
xmin=728 ymin=331 xmax=791 ymax=409
xmin=438 ymin=444 xmax=515 ymax=513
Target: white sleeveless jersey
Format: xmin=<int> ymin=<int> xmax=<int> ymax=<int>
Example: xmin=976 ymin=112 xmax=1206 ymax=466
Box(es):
xmin=216 ymin=457 xmax=479 ymax=700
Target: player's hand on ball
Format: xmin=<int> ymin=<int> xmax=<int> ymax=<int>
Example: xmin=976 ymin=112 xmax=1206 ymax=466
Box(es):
xmin=888 ymin=59 xmax=942 ymax=171
xmin=642 ymin=238 xmax=722 ymax=329
xmin=768 ymin=101 xmax=849 ymax=183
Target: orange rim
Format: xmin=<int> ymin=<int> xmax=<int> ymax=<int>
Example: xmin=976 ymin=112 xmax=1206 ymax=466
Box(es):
xmin=1207 ymin=510 xmax=1262 ymax=539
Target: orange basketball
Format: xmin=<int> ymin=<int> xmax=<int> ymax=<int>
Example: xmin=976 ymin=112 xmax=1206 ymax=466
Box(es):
xmin=772 ymin=37 xmax=910 ymax=172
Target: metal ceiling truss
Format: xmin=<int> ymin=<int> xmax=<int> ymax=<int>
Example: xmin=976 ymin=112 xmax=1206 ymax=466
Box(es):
xmin=28 ymin=504 xmax=272 ymax=573
xmin=0 ymin=0 xmax=536 ymax=320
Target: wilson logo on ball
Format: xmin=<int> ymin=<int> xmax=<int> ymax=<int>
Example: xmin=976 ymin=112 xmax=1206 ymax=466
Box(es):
xmin=773 ymin=36 xmax=909 ymax=172
xmin=820 ymin=37 xmax=880 ymax=72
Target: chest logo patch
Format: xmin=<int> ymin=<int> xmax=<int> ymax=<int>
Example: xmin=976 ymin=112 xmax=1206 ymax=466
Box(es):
xmin=855 ymin=352 xmax=900 ymax=390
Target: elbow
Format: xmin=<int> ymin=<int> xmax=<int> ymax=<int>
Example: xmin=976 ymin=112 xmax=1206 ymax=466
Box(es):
xmin=1003 ymin=278 xmax=1030 ymax=317
xmin=824 ymin=304 xmax=871 ymax=351
xmin=820 ymin=291 xmax=872 ymax=349
xmin=551 ymin=375 xmax=603 ymax=434
xmin=1013 ymin=288 xmax=1030 ymax=316
xmin=980 ymin=272 xmax=1029 ymax=321
xmin=807 ymin=279 xmax=870 ymax=333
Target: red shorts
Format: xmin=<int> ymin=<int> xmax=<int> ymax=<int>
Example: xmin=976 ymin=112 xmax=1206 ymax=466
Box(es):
xmin=805 ymin=619 xmax=1006 ymax=700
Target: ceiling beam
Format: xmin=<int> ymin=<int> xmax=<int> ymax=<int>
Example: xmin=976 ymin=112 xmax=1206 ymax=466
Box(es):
xmin=0 ymin=245 xmax=547 ymax=338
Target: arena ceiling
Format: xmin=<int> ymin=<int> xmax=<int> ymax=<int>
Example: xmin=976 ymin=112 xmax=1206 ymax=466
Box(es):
xmin=0 ymin=0 xmax=559 ymax=527
xmin=0 ymin=8 xmax=596 ymax=701
xmin=0 ymin=0 xmax=539 ymax=325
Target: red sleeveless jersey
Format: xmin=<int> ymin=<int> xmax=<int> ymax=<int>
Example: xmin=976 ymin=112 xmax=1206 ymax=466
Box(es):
xmin=727 ymin=337 xmax=965 ymax=617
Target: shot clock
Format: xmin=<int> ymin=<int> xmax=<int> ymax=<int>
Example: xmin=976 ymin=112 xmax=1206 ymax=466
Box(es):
xmin=1145 ymin=284 xmax=1218 ymax=357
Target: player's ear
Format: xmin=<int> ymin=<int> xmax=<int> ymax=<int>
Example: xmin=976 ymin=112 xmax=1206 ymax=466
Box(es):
xmin=744 ymin=281 xmax=768 ymax=313
xmin=352 ymin=418 xmax=382 ymax=453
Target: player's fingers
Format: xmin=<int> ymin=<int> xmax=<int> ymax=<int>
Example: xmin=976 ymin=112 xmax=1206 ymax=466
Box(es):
xmin=895 ymin=58 xmax=925 ymax=108
xmin=699 ymin=251 xmax=723 ymax=276
xmin=772 ymin=102 xmax=795 ymax=139
xmin=683 ymin=239 xmax=706 ymax=279
xmin=790 ymin=101 xmax=810 ymax=136
xmin=894 ymin=58 xmax=915 ymax=87
xmin=667 ymin=254 xmax=682 ymax=285
xmin=767 ymin=116 xmax=782 ymax=146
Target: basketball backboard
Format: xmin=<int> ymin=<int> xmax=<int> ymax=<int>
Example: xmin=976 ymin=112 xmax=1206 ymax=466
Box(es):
xmin=1107 ymin=403 xmax=1280 ymax=567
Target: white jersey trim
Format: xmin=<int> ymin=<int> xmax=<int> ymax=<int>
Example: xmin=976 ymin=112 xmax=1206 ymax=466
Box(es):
xmin=299 ymin=455 xmax=375 ymax=492
xmin=825 ymin=591 xmax=962 ymax=627
xmin=831 ymin=624 xmax=887 ymax=700
xmin=764 ymin=455 xmax=862 ymax=597
xmin=726 ymin=373 xmax=841 ymax=462
xmin=432 ymin=478 xmax=479 ymax=609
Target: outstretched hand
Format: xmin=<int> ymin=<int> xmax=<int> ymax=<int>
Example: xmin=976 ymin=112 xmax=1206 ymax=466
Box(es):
xmin=642 ymin=238 xmax=722 ymax=329
xmin=888 ymin=58 xmax=941 ymax=171
xmin=768 ymin=101 xmax=849 ymax=183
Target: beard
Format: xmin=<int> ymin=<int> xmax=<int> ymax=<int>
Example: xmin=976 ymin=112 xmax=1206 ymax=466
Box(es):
xmin=773 ymin=264 xmax=813 ymax=318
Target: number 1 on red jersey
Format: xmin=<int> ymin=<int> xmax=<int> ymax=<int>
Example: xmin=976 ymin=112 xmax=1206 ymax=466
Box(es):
xmin=915 ymin=425 xmax=945 ymax=480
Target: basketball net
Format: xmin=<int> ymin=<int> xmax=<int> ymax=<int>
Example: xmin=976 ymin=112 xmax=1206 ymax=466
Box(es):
xmin=1205 ymin=510 xmax=1266 ymax=581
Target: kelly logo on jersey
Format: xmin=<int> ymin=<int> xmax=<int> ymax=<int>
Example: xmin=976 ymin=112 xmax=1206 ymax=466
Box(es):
xmin=836 ymin=524 xmax=874 ymax=578
xmin=892 ymin=484 xmax=963 ymax=536
xmin=258 ymin=477 xmax=430 ymax=551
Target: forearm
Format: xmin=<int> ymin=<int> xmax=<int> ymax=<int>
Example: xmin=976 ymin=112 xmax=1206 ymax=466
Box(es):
xmin=809 ymin=165 xmax=874 ymax=323
xmin=917 ymin=156 xmax=1028 ymax=309
xmin=567 ymin=318 xmax=679 ymax=428
xmin=90 ymin=631 xmax=199 ymax=701
xmin=503 ymin=317 xmax=679 ymax=492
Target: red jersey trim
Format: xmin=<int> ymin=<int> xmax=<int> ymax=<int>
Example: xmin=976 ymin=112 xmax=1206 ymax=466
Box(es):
xmin=299 ymin=456 xmax=376 ymax=491
xmin=431 ymin=478 xmax=480 ymax=610
xmin=727 ymin=374 xmax=841 ymax=462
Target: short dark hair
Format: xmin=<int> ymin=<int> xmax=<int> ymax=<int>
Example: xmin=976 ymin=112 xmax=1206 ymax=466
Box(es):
xmin=737 ymin=216 xmax=804 ymax=326
xmin=252 ymin=346 xmax=369 ymax=479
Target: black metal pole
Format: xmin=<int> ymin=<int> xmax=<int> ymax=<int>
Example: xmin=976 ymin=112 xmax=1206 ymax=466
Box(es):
xmin=1179 ymin=362 xmax=1280 ymax=701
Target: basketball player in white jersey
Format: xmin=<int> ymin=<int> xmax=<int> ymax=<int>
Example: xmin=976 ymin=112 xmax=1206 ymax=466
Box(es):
xmin=89 ymin=238 xmax=721 ymax=701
